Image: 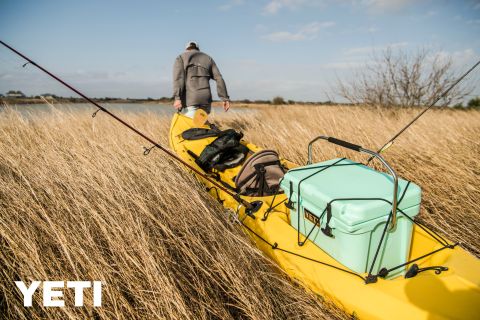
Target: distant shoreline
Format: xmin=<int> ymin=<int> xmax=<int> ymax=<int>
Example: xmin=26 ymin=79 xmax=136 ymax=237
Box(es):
xmin=0 ymin=97 xmax=174 ymax=105
xmin=3 ymin=97 xmax=477 ymax=110
xmin=0 ymin=96 xmax=340 ymax=107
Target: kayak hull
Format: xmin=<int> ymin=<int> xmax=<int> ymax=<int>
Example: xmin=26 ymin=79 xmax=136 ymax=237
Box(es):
xmin=169 ymin=112 xmax=480 ymax=320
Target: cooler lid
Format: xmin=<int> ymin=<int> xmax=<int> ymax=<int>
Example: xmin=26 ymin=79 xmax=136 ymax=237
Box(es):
xmin=281 ymin=158 xmax=421 ymax=226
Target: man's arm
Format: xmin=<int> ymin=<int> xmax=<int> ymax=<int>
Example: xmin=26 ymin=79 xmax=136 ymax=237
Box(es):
xmin=211 ymin=60 xmax=229 ymax=101
xmin=211 ymin=59 xmax=230 ymax=111
xmin=172 ymin=55 xmax=185 ymax=109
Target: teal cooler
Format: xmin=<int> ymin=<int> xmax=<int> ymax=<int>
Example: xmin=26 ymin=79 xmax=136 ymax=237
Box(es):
xmin=280 ymin=158 xmax=421 ymax=277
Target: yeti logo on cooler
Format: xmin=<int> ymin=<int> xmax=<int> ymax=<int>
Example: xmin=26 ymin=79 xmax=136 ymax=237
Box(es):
xmin=15 ymin=281 xmax=102 ymax=307
xmin=304 ymin=208 xmax=320 ymax=225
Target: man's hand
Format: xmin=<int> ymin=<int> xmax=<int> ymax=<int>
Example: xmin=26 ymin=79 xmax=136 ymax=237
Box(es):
xmin=223 ymin=100 xmax=230 ymax=112
xmin=173 ymin=99 xmax=182 ymax=110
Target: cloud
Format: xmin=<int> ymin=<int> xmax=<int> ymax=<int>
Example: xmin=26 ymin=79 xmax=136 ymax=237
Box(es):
xmin=263 ymin=31 xmax=304 ymax=42
xmin=466 ymin=19 xmax=480 ymax=25
xmin=360 ymin=0 xmax=416 ymax=12
xmin=0 ymin=67 xmax=174 ymax=99
xmin=262 ymin=0 xmax=417 ymax=15
xmin=228 ymin=77 xmax=330 ymax=101
xmin=321 ymin=42 xmax=409 ymax=70
xmin=345 ymin=42 xmax=409 ymax=56
xmin=432 ymin=49 xmax=479 ymax=68
xmin=218 ymin=0 xmax=245 ymax=11
xmin=0 ymin=73 xmax=13 ymax=80
xmin=261 ymin=21 xmax=335 ymax=42
xmin=263 ymin=0 xmax=324 ymax=15
xmin=322 ymin=61 xmax=365 ymax=69
xmin=254 ymin=24 xmax=268 ymax=33
xmin=329 ymin=47 xmax=479 ymax=75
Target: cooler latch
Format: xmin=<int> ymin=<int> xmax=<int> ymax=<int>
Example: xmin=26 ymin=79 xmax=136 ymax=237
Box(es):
xmin=321 ymin=202 xmax=334 ymax=238
xmin=285 ymin=181 xmax=296 ymax=209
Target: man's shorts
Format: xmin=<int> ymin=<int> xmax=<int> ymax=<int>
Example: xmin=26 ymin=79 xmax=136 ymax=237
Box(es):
xmin=183 ymin=105 xmax=211 ymax=118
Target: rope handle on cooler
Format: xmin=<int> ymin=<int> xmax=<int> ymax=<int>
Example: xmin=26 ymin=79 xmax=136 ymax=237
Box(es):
xmin=307 ymin=135 xmax=399 ymax=230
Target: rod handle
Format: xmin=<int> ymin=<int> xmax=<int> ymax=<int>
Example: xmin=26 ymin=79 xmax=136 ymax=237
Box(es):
xmin=327 ymin=137 xmax=362 ymax=152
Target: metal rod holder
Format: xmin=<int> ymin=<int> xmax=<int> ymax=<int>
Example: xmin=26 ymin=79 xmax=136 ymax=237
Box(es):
xmin=307 ymin=136 xmax=399 ymax=230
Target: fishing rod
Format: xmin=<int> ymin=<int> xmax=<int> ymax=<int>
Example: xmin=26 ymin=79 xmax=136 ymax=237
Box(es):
xmin=367 ymin=59 xmax=480 ymax=164
xmin=0 ymin=40 xmax=255 ymax=211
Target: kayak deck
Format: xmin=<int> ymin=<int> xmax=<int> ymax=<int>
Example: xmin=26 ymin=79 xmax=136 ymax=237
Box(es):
xmin=169 ymin=112 xmax=480 ymax=320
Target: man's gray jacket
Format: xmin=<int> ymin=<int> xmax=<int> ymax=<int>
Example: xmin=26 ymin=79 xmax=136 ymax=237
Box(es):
xmin=173 ymin=49 xmax=229 ymax=107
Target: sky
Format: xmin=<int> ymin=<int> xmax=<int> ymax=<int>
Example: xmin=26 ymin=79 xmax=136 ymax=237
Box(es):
xmin=1 ymin=0 xmax=480 ymax=102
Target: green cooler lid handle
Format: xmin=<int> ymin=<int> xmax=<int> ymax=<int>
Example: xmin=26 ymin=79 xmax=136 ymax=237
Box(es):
xmin=307 ymin=135 xmax=399 ymax=230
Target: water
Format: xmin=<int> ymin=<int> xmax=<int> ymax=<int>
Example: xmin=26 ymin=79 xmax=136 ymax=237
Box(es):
xmin=0 ymin=102 xmax=253 ymax=118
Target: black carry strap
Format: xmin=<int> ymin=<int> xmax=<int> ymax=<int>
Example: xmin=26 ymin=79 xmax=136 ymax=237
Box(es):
xmin=187 ymin=149 xmax=200 ymax=160
xmin=182 ymin=127 xmax=222 ymax=140
xmin=240 ymin=160 xmax=282 ymax=196
xmin=236 ymin=160 xmax=281 ymax=189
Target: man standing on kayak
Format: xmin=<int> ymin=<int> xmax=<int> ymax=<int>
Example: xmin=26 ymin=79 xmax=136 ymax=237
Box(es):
xmin=172 ymin=41 xmax=230 ymax=117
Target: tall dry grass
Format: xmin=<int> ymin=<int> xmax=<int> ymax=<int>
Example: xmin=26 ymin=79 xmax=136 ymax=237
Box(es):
xmin=0 ymin=103 xmax=479 ymax=319
xmin=0 ymin=106 xmax=345 ymax=319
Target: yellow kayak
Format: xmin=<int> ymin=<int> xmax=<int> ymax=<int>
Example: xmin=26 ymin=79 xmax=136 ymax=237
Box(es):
xmin=169 ymin=112 xmax=480 ymax=320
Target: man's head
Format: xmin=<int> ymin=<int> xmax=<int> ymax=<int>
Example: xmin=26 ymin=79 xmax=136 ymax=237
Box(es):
xmin=185 ymin=41 xmax=199 ymax=51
